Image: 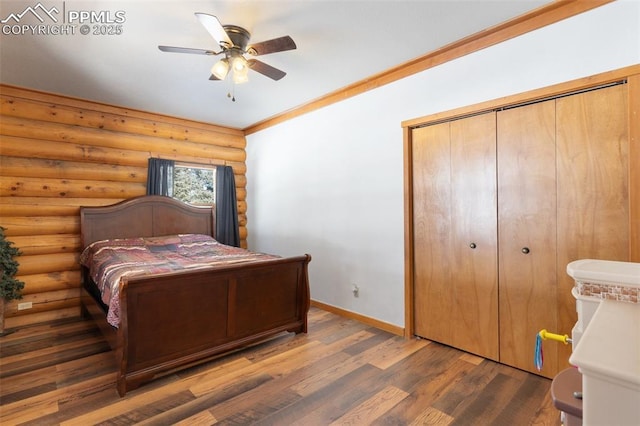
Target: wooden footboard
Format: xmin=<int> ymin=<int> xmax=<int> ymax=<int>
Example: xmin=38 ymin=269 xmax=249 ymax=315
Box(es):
xmin=116 ymin=254 xmax=311 ymax=396
xmin=82 ymin=254 xmax=310 ymax=396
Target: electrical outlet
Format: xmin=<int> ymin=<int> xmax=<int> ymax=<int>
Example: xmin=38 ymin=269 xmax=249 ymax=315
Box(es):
xmin=18 ymin=301 xmax=33 ymax=310
xmin=352 ymin=284 xmax=359 ymax=297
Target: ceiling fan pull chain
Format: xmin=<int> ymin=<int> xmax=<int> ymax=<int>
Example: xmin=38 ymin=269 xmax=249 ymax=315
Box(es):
xmin=229 ymin=81 xmax=236 ymax=102
xmin=226 ymin=76 xmax=236 ymax=102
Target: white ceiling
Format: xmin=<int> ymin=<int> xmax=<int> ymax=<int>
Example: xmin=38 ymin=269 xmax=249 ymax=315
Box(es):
xmin=0 ymin=0 xmax=549 ymax=130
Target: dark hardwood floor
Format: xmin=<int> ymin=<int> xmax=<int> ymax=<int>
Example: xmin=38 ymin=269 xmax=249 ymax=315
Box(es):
xmin=0 ymin=307 xmax=561 ymax=425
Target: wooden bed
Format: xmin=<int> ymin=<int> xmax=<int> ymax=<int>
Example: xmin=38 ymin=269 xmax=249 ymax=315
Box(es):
xmin=79 ymin=195 xmax=311 ymax=397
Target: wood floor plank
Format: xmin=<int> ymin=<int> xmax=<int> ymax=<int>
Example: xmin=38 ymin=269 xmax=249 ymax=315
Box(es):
xmin=323 ymin=328 xmax=375 ymax=352
xmin=0 ymin=326 xmax=102 ymax=371
xmin=0 ymin=350 xmax=114 ymax=406
xmin=290 ymin=341 xmax=447 ymax=425
xmin=190 ymin=334 xmax=355 ymax=422
xmin=135 ymin=374 xmax=273 ymax=425
xmin=330 ymin=385 xmax=409 ymax=425
xmin=0 ymin=324 xmax=102 ymax=360
xmin=289 ymin=332 xmax=397 ymax=397
xmin=99 ymin=390 xmax=197 ymax=425
xmin=57 ymin=357 xmax=253 ymax=426
xmin=430 ymin=357 xmax=502 ymax=416
xmin=0 ymin=318 xmax=87 ymax=345
xmin=254 ymin=363 xmax=386 ymax=425
xmin=368 ymin=335 xmax=429 ymax=370
xmin=1 ymin=397 xmax=59 ymax=425
xmin=370 ymin=355 xmax=478 ymax=425
xmin=313 ymin=318 xmax=371 ymax=345
xmin=210 ymin=350 xmax=351 ymax=422
xmin=239 ymin=333 xmax=305 ymax=363
xmin=0 ymin=307 xmax=561 ymax=425
xmin=380 ymin=341 xmax=463 ymax=393
xmin=1 ymin=363 xmax=58 ymax=400
xmin=55 ymin=350 xmax=116 ymax=386
xmin=409 ymin=406 xmax=454 ymax=425
xmin=189 ymin=340 xmax=323 ymax=397
xmin=0 ymin=373 xmax=114 ymax=425
xmin=341 ymin=327 xmax=391 ymax=356
xmin=30 ymin=381 xmax=121 ymax=425
xmin=459 ymin=352 xmax=484 ymax=365
xmin=531 ymin=388 xmax=561 ymax=426
xmin=172 ymin=345 xmax=252 ymax=380
xmin=490 ymin=373 xmax=553 ymax=425
xmin=0 ymin=336 xmax=109 ymax=377
xmin=187 ymin=364 xmax=272 ymax=401
xmin=214 ymin=389 xmax=301 ymax=425
xmin=204 ymin=325 xmax=366 ymax=404
xmin=1 ymin=380 xmax=58 ymax=406
xmin=448 ymin=372 xmax=522 ymax=424
xmin=172 ymin=409 xmax=217 ymax=426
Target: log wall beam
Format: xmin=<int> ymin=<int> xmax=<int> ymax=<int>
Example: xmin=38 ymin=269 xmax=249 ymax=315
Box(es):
xmin=0 ymin=84 xmax=248 ymax=328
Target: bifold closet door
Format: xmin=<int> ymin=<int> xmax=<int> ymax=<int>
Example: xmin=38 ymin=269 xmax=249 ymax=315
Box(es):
xmin=413 ymin=113 xmax=498 ymax=360
xmin=497 ymin=100 xmax=558 ymax=377
xmin=449 ymin=113 xmax=498 ymax=360
xmin=555 ymin=83 xmax=629 ymax=369
xmin=413 ymin=122 xmax=453 ymax=346
xmin=411 ymin=80 xmax=632 ymax=378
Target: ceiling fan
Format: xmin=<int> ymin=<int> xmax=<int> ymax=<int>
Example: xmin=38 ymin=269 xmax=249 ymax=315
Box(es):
xmin=158 ymin=13 xmax=296 ymax=88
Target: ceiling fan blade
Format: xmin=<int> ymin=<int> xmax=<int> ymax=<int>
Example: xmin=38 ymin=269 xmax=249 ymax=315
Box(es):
xmin=195 ymin=13 xmax=232 ymax=47
xmin=247 ymin=36 xmax=296 ymax=56
xmin=158 ymin=45 xmax=219 ymax=55
xmin=209 ymin=74 xmax=221 ymax=81
xmin=247 ymin=59 xmax=287 ymax=81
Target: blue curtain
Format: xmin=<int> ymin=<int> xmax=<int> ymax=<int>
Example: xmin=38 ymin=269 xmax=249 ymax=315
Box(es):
xmin=215 ymin=166 xmax=240 ymax=247
xmin=146 ymin=158 xmax=174 ymax=196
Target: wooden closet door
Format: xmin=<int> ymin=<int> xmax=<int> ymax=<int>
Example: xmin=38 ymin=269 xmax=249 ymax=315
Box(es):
xmin=449 ymin=113 xmax=498 ymax=360
xmin=413 ymin=113 xmax=498 ymax=360
xmin=556 ymin=84 xmax=629 ymax=369
xmin=412 ymin=122 xmax=453 ymax=343
xmin=497 ymin=100 xmax=558 ymax=377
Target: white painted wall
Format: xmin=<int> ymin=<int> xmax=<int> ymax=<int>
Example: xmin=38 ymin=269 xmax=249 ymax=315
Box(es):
xmin=246 ymin=1 xmax=640 ymax=328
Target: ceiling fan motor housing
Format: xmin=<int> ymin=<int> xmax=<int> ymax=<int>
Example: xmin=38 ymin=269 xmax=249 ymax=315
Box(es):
xmin=223 ymin=25 xmax=251 ymax=51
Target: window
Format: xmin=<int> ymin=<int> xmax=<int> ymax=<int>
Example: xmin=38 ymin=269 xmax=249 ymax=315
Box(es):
xmin=172 ymin=164 xmax=216 ymax=206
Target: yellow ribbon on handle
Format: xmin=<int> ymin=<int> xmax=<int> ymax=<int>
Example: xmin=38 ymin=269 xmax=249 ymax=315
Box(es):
xmin=538 ymin=329 xmax=571 ymax=345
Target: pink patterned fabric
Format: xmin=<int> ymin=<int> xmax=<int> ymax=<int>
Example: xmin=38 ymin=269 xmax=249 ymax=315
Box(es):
xmin=80 ymin=234 xmax=278 ymax=327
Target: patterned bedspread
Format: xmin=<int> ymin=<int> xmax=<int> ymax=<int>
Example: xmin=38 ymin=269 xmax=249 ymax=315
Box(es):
xmin=79 ymin=234 xmax=279 ymax=327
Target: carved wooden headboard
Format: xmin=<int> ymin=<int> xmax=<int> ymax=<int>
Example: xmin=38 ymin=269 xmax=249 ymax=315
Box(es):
xmin=80 ymin=195 xmax=215 ymax=248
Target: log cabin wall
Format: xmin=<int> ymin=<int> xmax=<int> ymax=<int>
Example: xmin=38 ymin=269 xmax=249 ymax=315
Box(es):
xmin=0 ymin=84 xmax=248 ymax=329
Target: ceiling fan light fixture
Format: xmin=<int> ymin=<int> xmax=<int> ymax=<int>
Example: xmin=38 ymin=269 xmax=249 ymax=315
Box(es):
xmin=231 ymin=55 xmax=248 ymax=72
xmin=227 ymin=54 xmax=248 ymax=84
xmin=211 ymin=58 xmax=229 ymax=80
xmin=232 ymin=65 xmax=249 ymax=84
